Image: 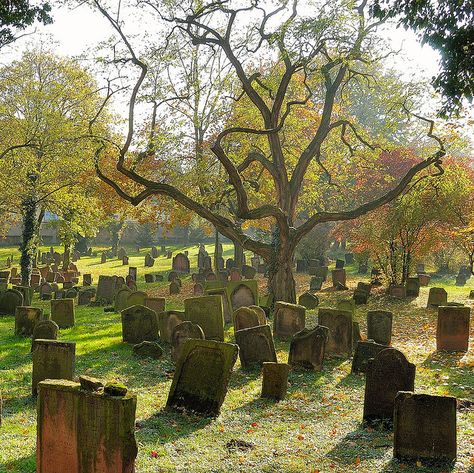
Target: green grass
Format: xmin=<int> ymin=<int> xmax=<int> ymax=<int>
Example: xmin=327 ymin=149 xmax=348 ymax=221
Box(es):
xmin=0 ymin=246 xmax=473 ymax=472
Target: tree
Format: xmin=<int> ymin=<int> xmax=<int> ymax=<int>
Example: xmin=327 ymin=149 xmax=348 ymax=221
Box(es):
xmin=370 ymin=0 xmax=474 ymax=116
xmin=0 ymin=0 xmax=52 ymax=49
xmin=0 ymin=50 xmax=110 ymax=285
xmin=89 ymin=0 xmax=446 ymax=302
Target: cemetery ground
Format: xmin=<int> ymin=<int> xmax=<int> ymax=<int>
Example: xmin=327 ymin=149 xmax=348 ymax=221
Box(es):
xmin=0 ymin=245 xmax=473 ymax=473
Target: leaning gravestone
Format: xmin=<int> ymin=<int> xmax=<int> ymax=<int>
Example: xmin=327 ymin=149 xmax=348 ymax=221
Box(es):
xmin=171 ymin=321 xmax=205 ymax=362
xmin=205 ymin=288 xmax=232 ymax=324
xmin=436 ymin=305 xmax=471 ymax=352
xmin=31 ymin=320 xmax=59 ymax=352
xmin=51 ymin=299 xmax=75 ymax=329
xmin=36 ymin=378 xmax=137 ymax=473
xmin=393 ymin=392 xmax=457 ymax=462
xmin=363 ymin=348 xmax=415 ymax=424
xmin=249 ymin=305 xmax=267 ymax=325
xmin=0 ymin=289 xmax=23 ymax=316
xmin=184 ymin=295 xmax=224 ymax=341
xmin=121 ymin=305 xmax=159 ymax=344
xmin=310 ymin=276 xmax=324 ymax=291
xmin=261 ymin=362 xmax=290 ymax=401
xmin=298 ymin=292 xmax=319 ymax=309
xmin=367 ymin=310 xmax=393 ymax=346
xmin=427 ymin=287 xmax=448 ymax=308
xmin=233 ymin=306 xmax=261 ymax=332
xmin=288 ymin=326 xmax=329 ymax=371
xmin=273 ymin=302 xmax=306 ymax=340
xmin=318 ymin=308 xmax=352 ymax=356
xmin=15 ymin=306 xmax=46 ymax=337
xmin=172 ymin=253 xmax=190 ymax=273
xmin=144 ymin=253 xmax=155 ymax=267
xmin=166 ymin=339 xmax=238 ymax=416
xmin=126 ymin=291 xmax=147 ymax=308
xmin=158 ymin=310 xmax=186 ymax=343
xmin=228 ymin=280 xmax=258 ymax=310
xmin=32 ymin=339 xmax=75 ymax=395
xmin=96 ymin=275 xmax=116 ymax=305
xmin=145 ymin=297 xmax=166 ymax=316
xmin=235 ymin=324 xmax=277 ymax=369
xmin=351 ymin=340 xmax=388 ymax=374
xmin=115 ymin=287 xmax=132 ymax=313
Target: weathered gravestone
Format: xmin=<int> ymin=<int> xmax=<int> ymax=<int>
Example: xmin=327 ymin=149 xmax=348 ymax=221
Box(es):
xmin=96 ymin=275 xmax=116 ymax=305
xmin=206 ymin=288 xmax=232 ymax=324
xmin=418 ymin=273 xmax=431 ymax=286
xmin=436 ymin=305 xmax=471 ymax=352
xmin=145 ymin=297 xmax=165 ymax=316
xmin=128 ymin=267 xmax=138 ymax=281
xmin=363 ymin=348 xmax=415 ymax=424
xmin=249 ymin=305 xmax=267 ymax=325
xmin=170 ymin=281 xmax=180 ymax=294
xmin=172 ymin=252 xmax=190 ymax=273
xmin=406 ymin=277 xmax=421 ymax=297
xmin=51 ymin=299 xmax=75 ymax=329
xmin=114 ymin=287 xmax=132 ymax=313
xmin=133 ymin=341 xmax=163 ymax=359
xmin=311 ymin=266 xmax=328 ymax=280
xmin=144 ymin=253 xmax=155 ymax=267
xmin=100 ymin=252 xmax=107 ymax=264
xmin=229 ymin=268 xmax=241 ymax=281
xmin=193 ymin=283 xmax=204 ymax=296
xmin=235 ymin=324 xmax=277 ymax=369
xmin=310 ymin=276 xmax=324 ymax=291
xmin=388 ymin=284 xmax=407 ymax=298
xmin=166 ymin=339 xmax=238 ymax=416
xmin=32 ymin=339 xmax=75 ymax=395
xmin=151 ymin=246 xmax=159 ymax=258
xmin=273 ymin=302 xmax=306 ymax=340
xmin=171 ymin=321 xmax=205 ymax=362
xmin=82 ymin=273 xmax=92 ymax=286
xmin=78 ymin=288 xmax=95 ymax=306
xmin=144 ymin=273 xmax=154 ymax=283
xmin=36 ymin=378 xmax=137 ymax=473
xmin=228 ymin=280 xmax=258 ymax=310
xmin=0 ymin=289 xmax=23 ymax=315
xmin=184 ymin=295 xmax=224 ymax=341
xmin=289 ymin=326 xmax=329 ymax=371
xmin=298 ymin=292 xmax=319 ymax=310
xmin=158 ymin=310 xmax=186 ymax=343
xmin=121 ymin=305 xmax=159 ymax=344
xmin=31 ymin=320 xmax=59 ymax=352
xmin=351 ymin=340 xmax=388 ymax=374
xmin=427 ymin=287 xmax=448 ymax=308
xmin=126 ymin=291 xmax=147 ymax=308
xmin=261 ymin=362 xmax=290 ymax=401
xmin=233 ymin=306 xmax=261 ymax=332
xmin=367 ymin=310 xmax=393 ymax=346
xmin=331 ymin=269 xmax=346 ymax=288
xmin=317 ymin=308 xmax=352 ymax=356
xmin=393 ymin=392 xmax=457 ymax=463
xmin=15 ymin=306 xmax=46 ymax=336
xmin=455 ymin=274 xmax=466 ymax=286
xmin=117 ymin=247 xmax=127 ymax=260
xmin=241 ymin=264 xmax=257 ymax=279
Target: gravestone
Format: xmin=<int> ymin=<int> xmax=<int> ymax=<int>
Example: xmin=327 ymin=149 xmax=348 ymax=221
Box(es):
xmin=114 ymin=287 xmax=132 ymax=313
xmin=206 ymin=288 xmax=232 ymax=324
xmin=128 ymin=267 xmax=137 ymax=281
xmin=273 ymin=302 xmax=305 ymax=340
xmin=353 ymin=288 xmax=369 ymax=305
xmin=241 ymin=264 xmax=257 ymax=279
xmin=318 ymin=308 xmax=352 ymax=355
xmin=389 ymin=284 xmax=407 ymax=299
xmin=121 ymin=305 xmax=159 ymax=344
xmin=12 ymin=285 xmax=33 ymax=306
xmin=261 ymin=362 xmax=290 ymax=401
xmin=225 ymin=258 xmax=235 ymax=269
xmin=406 ymin=277 xmax=420 ymax=297
xmin=126 ymin=291 xmax=147 ymax=308
xmin=331 ymin=269 xmax=346 ymax=288
xmin=344 ymin=253 xmax=354 ymax=264
xmin=101 ymin=252 xmax=107 ymax=264
xmin=158 ymin=310 xmax=186 ymax=343
xmin=172 ymin=252 xmax=190 ymax=273
xmin=363 ymin=348 xmax=415 ymax=423
xmin=166 ymin=339 xmax=238 ymax=416
xmin=310 ymin=276 xmax=324 ymax=291
xmin=455 ymin=274 xmax=466 ymax=286
xmin=170 ymin=281 xmax=180 ymax=294
xmin=133 ymin=341 xmax=163 ymax=359
xmin=235 ymin=324 xmax=276 ymax=369
xmin=82 ymin=274 xmax=92 ymax=286
xmin=229 ymin=281 xmax=258 ymax=310
xmin=351 ymin=340 xmax=388 ymax=374
xmin=15 ymin=306 xmax=46 ymax=336
xmin=122 ymin=256 xmax=129 ymax=265
xmin=144 ymin=274 xmax=154 ymax=283
xmin=96 ymin=275 xmax=116 ymax=304
xmin=117 ymin=247 xmax=127 ymax=260
xmin=436 ymin=305 xmax=470 ymax=352
xmin=171 ymin=321 xmax=205 ymax=362
xmin=151 ymin=246 xmax=159 ymax=258
xmin=229 ymin=268 xmax=241 ymax=281
xmin=367 ymin=310 xmax=393 ymax=346
xmin=31 ymin=320 xmax=59 ymax=351
xmin=184 ymin=295 xmax=224 ymax=341
xmin=393 ymin=392 xmax=457 ymax=462
xmin=427 ymin=287 xmax=448 ymax=307
xmin=418 ymin=273 xmax=430 ymax=286
xmin=296 ymin=260 xmax=308 ymax=273
xmin=145 ymin=297 xmax=165 ymax=316
xmin=358 ymin=263 xmax=368 ymax=274
xmin=168 ymin=271 xmax=179 ymax=282
xmin=51 ymin=299 xmax=75 ymax=329
xmin=78 ymin=288 xmax=95 ymax=306
xmin=288 ymin=326 xmax=329 ymax=371
xmin=0 ymin=289 xmax=24 ymax=315
xmin=193 ymin=283 xmax=204 ymax=296
xmin=249 ymin=305 xmax=267 ymax=325
xmin=144 ymin=253 xmax=155 ymax=267
xmin=312 ymin=266 xmax=328 ymax=280
xmin=335 ymin=259 xmax=345 ymax=269
xmin=36 ymin=379 xmax=137 ymax=473
xmin=32 ymin=340 xmax=75 ymax=395
xmin=298 ymin=292 xmax=319 ymax=310
xmin=233 ymin=306 xmax=261 ymax=332
xmin=336 ymin=299 xmax=355 ymax=315
xmin=205 ymin=272 xmax=217 ymax=281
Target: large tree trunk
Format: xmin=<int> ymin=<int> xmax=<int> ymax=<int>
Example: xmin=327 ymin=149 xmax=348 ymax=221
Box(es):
xmin=233 ymin=239 xmax=244 ymax=268
xmin=20 ymin=197 xmax=38 ymax=286
xmin=213 ymin=228 xmax=220 ymax=273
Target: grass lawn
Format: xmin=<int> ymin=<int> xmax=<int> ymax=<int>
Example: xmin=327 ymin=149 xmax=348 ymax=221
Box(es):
xmin=0 ymin=244 xmax=473 ymax=472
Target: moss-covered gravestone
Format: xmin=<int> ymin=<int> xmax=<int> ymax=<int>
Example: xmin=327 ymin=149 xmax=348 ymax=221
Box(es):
xmin=298 ymin=292 xmax=319 ymax=310
xmin=228 ymin=280 xmax=258 ymax=310
xmin=273 ymin=302 xmax=305 ymax=340
xmin=36 ymin=379 xmax=137 ymax=473
xmin=394 ymin=392 xmax=457 ymax=462
xmin=166 ymin=339 xmax=238 ymax=416
xmin=205 ymin=288 xmax=232 ymax=324
xmin=121 ymin=305 xmax=159 ymax=344
xmin=171 ymin=321 xmax=205 ymax=362
xmin=310 ymin=276 xmax=324 ymax=291
xmin=51 ymin=298 xmax=75 ymax=329
xmin=235 ymin=324 xmax=277 ymax=369
xmin=184 ymin=295 xmax=224 ymax=341
xmin=261 ymin=362 xmax=290 ymax=401
xmin=363 ymin=348 xmax=415 ymax=424
xmin=318 ymin=308 xmax=353 ymax=356
xmin=351 ymin=340 xmax=388 ymax=374
xmin=31 ymin=320 xmax=59 ymax=352
xmin=144 ymin=297 xmax=166 ymax=316
xmin=15 ymin=306 xmax=47 ymax=337
xmin=32 ymin=339 xmax=75 ymax=395
xmin=126 ymin=291 xmax=147 ymax=308
xmin=288 ymin=326 xmax=329 ymax=371
xmin=96 ymin=275 xmax=116 ymax=304
xmin=78 ymin=288 xmax=96 ymax=306
xmin=114 ymin=287 xmax=132 ymax=313
xmin=0 ymin=289 xmax=23 ymax=316
xmin=367 ymin=310 xmax=393 ymax=346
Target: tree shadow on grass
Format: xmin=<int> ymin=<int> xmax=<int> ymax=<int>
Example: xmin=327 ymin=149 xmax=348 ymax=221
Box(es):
xmin=0 ymin=453 xmax=36 ymax=473
xmin=378 ymin=457 xmax=455 ymax=473
xmin=1 ymin=394 xmax=36 ymax=420
xmin=227 ymin=365 xmax=262 ymax=390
